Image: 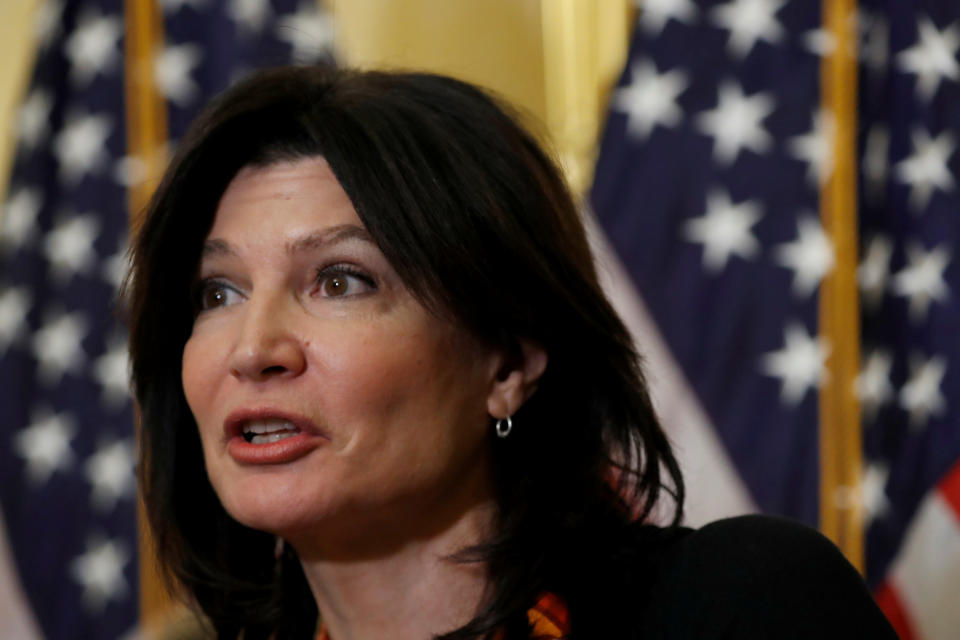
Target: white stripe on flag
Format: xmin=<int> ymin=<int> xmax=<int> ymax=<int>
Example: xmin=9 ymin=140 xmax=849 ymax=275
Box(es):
xmin=889 ymin=484 xmax=960 ymax=640
xmin=0 ymin=510 xmax=42 ymax=640
xmin=585 ymin=211 xmax=756 ymax=527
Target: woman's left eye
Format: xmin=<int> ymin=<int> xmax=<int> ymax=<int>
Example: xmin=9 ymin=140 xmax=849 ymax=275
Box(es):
xmin=315 ymin=265 xmax=376 ymax=298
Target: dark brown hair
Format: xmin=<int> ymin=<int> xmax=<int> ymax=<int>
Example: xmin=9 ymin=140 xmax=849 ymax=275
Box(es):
xmin=127 ymin=65 xmax=684 ymax=639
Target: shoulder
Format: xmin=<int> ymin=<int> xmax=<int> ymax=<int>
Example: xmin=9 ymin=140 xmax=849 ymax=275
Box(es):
xmin=665 ymin=513 xmax=852 ymax=580
xmin=631 ymin=515 xmax=897 ymax=639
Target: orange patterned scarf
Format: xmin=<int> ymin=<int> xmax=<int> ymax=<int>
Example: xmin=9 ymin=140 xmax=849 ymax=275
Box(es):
xmin=519 ymin=592 xmax=571 ymax=639
xmin=315 ymin=592 xmax=570 ymax=639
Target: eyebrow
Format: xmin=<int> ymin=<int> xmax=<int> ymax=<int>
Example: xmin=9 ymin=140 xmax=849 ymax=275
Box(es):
xmin=200 ymin=224 xmax=375 ymax=258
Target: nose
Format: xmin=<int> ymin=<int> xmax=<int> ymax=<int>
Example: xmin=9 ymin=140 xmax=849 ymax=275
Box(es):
xmin=228 ymin=294 xmax=307 ymax=382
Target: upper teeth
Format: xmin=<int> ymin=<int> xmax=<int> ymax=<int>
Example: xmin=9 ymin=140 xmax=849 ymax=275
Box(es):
xmin=242 ymin=419 xmax=298 ymax=435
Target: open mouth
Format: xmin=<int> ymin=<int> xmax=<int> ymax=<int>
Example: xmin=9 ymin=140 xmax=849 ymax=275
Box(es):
xmin=241 ymin=419 xmax=302 ymax=444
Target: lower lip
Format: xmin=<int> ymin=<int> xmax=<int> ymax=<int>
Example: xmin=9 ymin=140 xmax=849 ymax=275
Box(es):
xmin=227 ymin=432 xmax=324 ymax=465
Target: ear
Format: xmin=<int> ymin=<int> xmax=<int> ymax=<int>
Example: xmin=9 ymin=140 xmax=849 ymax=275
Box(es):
xmin=486 ymin=340 xmax=548 ymax=419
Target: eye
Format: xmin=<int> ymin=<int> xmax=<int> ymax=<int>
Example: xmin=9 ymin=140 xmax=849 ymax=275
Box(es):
xmin=316 ymin=265 xmax=376 ymax=298
xmin=195 ymin=280 xmax=243 ymax=311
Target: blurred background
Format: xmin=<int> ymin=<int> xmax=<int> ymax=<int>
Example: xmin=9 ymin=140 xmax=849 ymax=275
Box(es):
xmin=0 ymin=0 xmax=957 ymax=638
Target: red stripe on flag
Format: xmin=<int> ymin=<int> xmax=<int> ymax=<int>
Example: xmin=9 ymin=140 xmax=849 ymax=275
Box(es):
xmin=937 ymin=459 xmax=960 ymax=525
xmin=874 ymin=580 xmax=915 ymax=640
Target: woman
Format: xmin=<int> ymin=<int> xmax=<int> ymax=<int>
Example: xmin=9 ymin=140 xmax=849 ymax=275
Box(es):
xmin=127 ymin=66 xmax=895 ymax=639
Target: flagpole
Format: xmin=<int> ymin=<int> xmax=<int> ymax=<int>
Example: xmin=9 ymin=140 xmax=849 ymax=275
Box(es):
xmin=124 ymin=0 xmax=168 ymax=229
xmin=123 ymin=0 xmax=174 ymax=628
xmin=818 ymin=0 xmax=864 ymax=572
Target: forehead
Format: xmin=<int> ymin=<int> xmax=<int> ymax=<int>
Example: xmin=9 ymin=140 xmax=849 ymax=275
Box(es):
xmin=209 ymin=157 xmax=360 ymax=238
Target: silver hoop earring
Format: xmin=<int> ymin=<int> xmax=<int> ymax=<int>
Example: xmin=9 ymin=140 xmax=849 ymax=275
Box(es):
xmin=495 ymin=416 xmax=513 ymax=438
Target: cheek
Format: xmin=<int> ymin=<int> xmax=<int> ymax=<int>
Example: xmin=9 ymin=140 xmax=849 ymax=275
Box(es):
xmin=317 ymin=332 xmax=423 ymax=421
xmin=318 ymin=325 xmax=492 ymax=454
xmin=181 ymin=333 xmax=220 ymax=430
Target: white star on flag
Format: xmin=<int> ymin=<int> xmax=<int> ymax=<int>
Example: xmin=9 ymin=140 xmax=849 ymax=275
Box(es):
xmin=833 ymin=461 xmax=890 ymax=523
xmin=31 ymin=310 xmax=88 ymax=384
xmin=637 ymin=0 xmax=698 ymax=36
xmin=42 ymin=213 xmax=101 ymax=282
xmin=710 ymin=0 xmax=787 ymax=59
xmin=229 ymin=0 xmax=272 ymax=33
xmin=684 ymin=189 xmax=763 ymax=273
xmin=84 ymin=440 xmax=135 ymax=510
xmin=773 ymin=216 xmax=835 ymax=298
xmin=863 ymin=125 xmax=890 ymax=203
xmin=2 ymin=187 xmax=42 ymax=250
xmin=858 ymin=234 xmax=894 ymax=309
xmin=112 ymin=155 xmax=147 ymax=189
xmin=17 ymin=88 xmax=53 ymax=150
xmin=70 ymin=538 xmax=130 ymax=612
xmin=612 ymin=59 xmax=689 ymax=140
xmin=891 ymin=242 xmax=951 ymax=323
xmin=64 ymin=10 xmax=122 ymax=86
xmin=696 ymin=80 xmax=775 ymax=166
xmin=894 ymin=127 xmax=956 ymax=213
xmin=93 ymin=340 xmax=132 ymax=408
xmin=53 ymin=112 xmax=113 ymax=184
xmin=14 ymin=410 xmax=76 ymax=485
xmin=113 ymin=146 xmax=171 ymax=189
xmin=760 ymin=322 xmax=830 ymax=406
xmin=858 ymin=10 xmax=889 ymax=74
xmin=276 ymin=1 xmax=335 ymax=62
xmin=861 ymin=463 xmax=892 ymax=524
xmin=0 ymin=287 xmax=32 ymax=355
xmin=801 ymin=28 xmax=837 ymax=57
xmin=857 ymin=349 xmax=895 ymax=419
xmin=155 ymin=44 xmax=203 ymax=107
xmin=788 ymin=109 xmax=836 ymax=187
xmin=101 ymin=241 xmax=130 ymax=293
xmin=899 ymin=353 xmax=947 ymax=430
xmin=896 ymin=15 xmax=960 ymax=102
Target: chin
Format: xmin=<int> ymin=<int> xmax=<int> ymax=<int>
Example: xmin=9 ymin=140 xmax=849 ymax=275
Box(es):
xmin=212 ymin=471 xmax=328 ymax=537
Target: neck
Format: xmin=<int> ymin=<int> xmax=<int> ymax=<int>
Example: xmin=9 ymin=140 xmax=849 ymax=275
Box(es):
xmin=297 ymin=501 xmax=495 ymax=640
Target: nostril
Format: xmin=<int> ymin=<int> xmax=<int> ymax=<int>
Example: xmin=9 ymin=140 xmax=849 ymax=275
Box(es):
xmin=261 ymin=365 xmax=288 ymax=376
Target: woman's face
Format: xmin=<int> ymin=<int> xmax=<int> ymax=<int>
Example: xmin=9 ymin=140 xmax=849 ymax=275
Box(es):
xmin=181 ymin=157 xmax=501 ymax=550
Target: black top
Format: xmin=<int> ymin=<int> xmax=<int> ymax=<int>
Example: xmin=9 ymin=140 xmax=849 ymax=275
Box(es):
xmin=630 ymin=515 xmax=898 ymax=639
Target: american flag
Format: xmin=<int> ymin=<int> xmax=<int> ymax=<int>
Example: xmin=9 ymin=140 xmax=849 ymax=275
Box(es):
xmin=0 ymin=0 xmax=333 ymax=637
xmin=591 ymin=1 xmax=959 ymax=638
